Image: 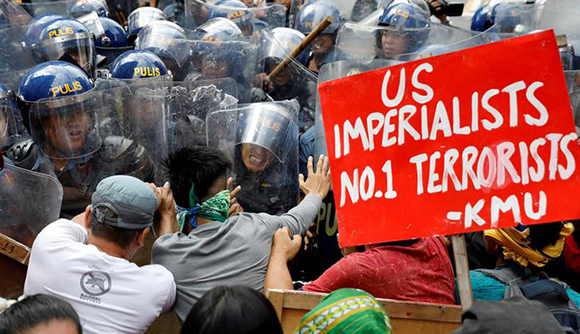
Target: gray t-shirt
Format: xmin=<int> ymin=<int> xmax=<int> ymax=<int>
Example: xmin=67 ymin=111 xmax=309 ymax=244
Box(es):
xmin=151 ymin=193 xmax=322 ymax=321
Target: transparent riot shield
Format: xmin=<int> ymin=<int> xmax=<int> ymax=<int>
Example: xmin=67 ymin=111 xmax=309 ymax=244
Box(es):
xmin=0 ymin=162 xmax=62 ymax=297
xmin=207 ymin=100 xmax=300 ymax=215
xmin=167 ymin=78 xmax=238 ymax=151
xmin=255 ymin=28 xmax=316 ymax=132
xmin=490 ymin=2 xmax=536 ymax=34
xmin=0 ymin=88 xmax=27 ymax=150
xmin=0 ymin=0 xmax=32 ymax=26
xmin=565 ymin=70 xmax=580 ymax=133
xmin=0 ymin=24 xmax=37 ymax=74
xmin=185 ymin=0 xmax=287 ymax=35
xmin=189 ymin=38 xmax=259 ymax=103
xmin=336 ymin=20 xmax=494 ymax=61
xmin=313 ymin=59 xmax=402 ymax=160
xmin=20 ymin=0 xmax=76 ymax=17
xmin=27 ymin=85 xmax=157 ymax=217
xmin=0 ymin=163 xmax=62 ymax=248
xmin=96 ymin=79 xmax=171 ymax=184
xmin=536 ymin=0 xmax=580 ymax=53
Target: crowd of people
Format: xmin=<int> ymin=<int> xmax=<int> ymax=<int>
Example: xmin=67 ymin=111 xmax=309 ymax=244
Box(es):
xmin=1 ymin=0 xmax=580 ymax=333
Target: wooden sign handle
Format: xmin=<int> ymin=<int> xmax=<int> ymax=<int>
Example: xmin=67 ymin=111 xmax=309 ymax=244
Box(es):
xmin=0 ymin=233 xmax=31 ymax=265
xmin=451 ymin=234 xmax=473 ymax=311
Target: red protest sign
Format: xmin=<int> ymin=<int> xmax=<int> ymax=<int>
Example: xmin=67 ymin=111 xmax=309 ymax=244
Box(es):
xmin=318 ymin=31 xmax=580 ymax=247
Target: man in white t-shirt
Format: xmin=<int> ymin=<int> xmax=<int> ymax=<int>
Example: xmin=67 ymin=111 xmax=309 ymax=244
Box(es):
xmin=24 ymin=175 xmax=177 ymax=334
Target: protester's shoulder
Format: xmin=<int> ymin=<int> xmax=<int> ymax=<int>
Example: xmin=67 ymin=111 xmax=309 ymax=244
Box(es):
xmin=469 ymin=270 xmax=506 ymax=301
xmin=136 ymin=263 xmax=175 ymax=284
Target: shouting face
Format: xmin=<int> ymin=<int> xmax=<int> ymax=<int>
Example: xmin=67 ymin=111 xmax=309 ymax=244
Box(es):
xmin=241 ymin=143 xmax=274 ymax=172
xmin=42 ymin=109 xmax=90 ymax=155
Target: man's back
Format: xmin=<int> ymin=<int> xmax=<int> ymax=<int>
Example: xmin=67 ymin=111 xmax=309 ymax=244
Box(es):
xmin=24 ymin=219 xmax=176 ymax=334
xmin=152 ymin=194 xmax=322 ymax=322
xmin=303 ymin=237 xmax=457 ymax=305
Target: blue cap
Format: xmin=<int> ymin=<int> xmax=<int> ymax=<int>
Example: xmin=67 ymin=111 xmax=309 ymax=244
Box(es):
xmin=91 ymin=176 xmax=159 ymax=230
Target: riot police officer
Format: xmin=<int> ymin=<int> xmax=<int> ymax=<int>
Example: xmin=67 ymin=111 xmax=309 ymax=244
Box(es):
xmin=8 ymin=61 xmax=155 ymax=217
xmin=376 ymin=1 xmax=431 ymax=59
xmin=33 ymin=17 xmax=97 ymax=78
xmin=295 ymin=1 xmax=344 ymax=73
xmin=127 ymin=6 xmax=168 ymax=44
xmin=208 ymin=102 xmax=299 ymax=215
xmin=94 ymin=17 xmax=130 ymax=68
xmin=0 ymin=83 xmax=26 ymax=151
xmin=135 ymin=21 xmax=192 ymax=81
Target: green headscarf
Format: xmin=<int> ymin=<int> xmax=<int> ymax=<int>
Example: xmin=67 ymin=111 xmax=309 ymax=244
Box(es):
xmin=294 ymin=289 xmax=393 ymax=334
xmin=176 ymin=183 xmax=230 ymax=230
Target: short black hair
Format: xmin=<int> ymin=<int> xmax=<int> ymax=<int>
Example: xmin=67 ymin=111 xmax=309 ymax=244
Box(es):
xmin=89 ymin=207 xmax=143 ymax=248
xmin=0 ymin=294 xmax=82 ymax=334
xmin=180 ymin=286 xmax=282 ymax=334
xmin=164 ymin=146 xmax=231 ymax=208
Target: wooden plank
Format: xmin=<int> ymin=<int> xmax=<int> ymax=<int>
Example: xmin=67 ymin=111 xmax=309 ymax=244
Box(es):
xmin=0 ymin=233 xmax=30 ymax=265
xmin=451 ymin=234 xmax=473 ymax=311
xmin=268 ymin=289 xmax=462 ymax=334
xmin=267 ymin=289 xmax=285 ymax=320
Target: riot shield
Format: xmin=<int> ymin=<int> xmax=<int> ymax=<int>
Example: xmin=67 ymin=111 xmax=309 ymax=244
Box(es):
xmin=0 ymin=0 xmax=32 ymax=27
xmin=206 ymin=100 xmax=300 ymax=215
xmin=27 ymin=85 xmax=157 ymax=217
xmin=96 ymin=79 xmax=171 ymax=184
xmin=565 ymin=70 xmax=580 ymax=133
xmin=0 ymin=24 xmax=37 ymax=74
xmin=491 ymin=2 xmax=536 ymax=34
xmin=0 ymin=87 xmax=27 ymax=150
xmin=336 ymin=20 xmax=493 ymax=61
xmin=189 ymin=38 xmax=259 ymax=103
xmin=536 ymin=0 xmax=580 ymax=53
xmin=185 ymin=0 xmax=287 ymax=35
xmin=167 ymin=78 xmax=238 ymax=151
xmin=255 ymin=28 xmax=316 ymax=132
xmin=20 ymin=0 xmax=76 ymax=17
xmin=0 ymin=162 xmax=62 ymax=297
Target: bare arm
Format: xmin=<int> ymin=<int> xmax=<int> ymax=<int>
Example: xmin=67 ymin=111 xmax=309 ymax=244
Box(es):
xmin=264 ymin=227 xmax=302 ymax=291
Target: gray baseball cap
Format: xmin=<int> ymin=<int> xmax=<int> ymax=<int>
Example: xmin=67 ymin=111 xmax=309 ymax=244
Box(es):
xmin=91 ymin=175 xmax=158 ymax=230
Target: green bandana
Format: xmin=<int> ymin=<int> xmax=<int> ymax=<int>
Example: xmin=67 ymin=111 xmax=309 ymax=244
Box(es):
xmin=294 ymin=289 xmax=393 ymax=334
xmin=176 ymin=184 xmax=230 ymax=230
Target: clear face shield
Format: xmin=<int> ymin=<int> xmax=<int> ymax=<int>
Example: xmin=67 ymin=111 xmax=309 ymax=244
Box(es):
xmin=37 ymin=32 xmax=95 ymax=76
xmin=0 ymin=93 xmax=25 ymax=149
xmin=29 ymin=90 xmax=103 ymax=159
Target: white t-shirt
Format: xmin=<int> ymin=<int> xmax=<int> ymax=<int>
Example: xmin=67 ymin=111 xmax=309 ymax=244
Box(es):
xmin=24 ymin=219 xmax=176 ymax=334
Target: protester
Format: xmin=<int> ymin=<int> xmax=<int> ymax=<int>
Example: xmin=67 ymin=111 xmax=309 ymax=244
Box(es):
xmin=24 ymin=175 xmax=176 ymax=334
xmin=294 ymin=288 xmax=393 ymax=334
xmin=180 ymin=286 xmax=282 ymax=334
xmin=0 ymin=294 xmax=83 ymax=334
xmin=152 ymin=146 xmax=331 ymax=322
xmin=265 ymin=227 xmax=456 ymax=305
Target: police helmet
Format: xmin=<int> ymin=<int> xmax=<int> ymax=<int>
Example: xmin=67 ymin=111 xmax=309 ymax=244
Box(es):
xmin=295 ymin=1 xmax=342 ymax=36
xmin=261 ymin=27 xmax=305 ymax=69
xmin=34 ymin=17 xmax=96 ymax=78
xmin=95 ymin=17 xmax=128 ymax=48
xmin=68 ymin=0 xmax=109 ymax=18
xmin=17 ymin=61 xmax=101 ymax=159
xmin=208 ymin=0 xmax=253 ymax=36
xmin=127 ymin=7 xmax=168 ymax=43
xmin=236 ymin=102 xmax=296 ymax=162
xmin=110 ymin=50 xmax=169 ymax=80
xmin=24 ymin=14 xmax=64 ymax=49
xmin=135 ymin=23 xmax=190 ymax=80
xmin=471 ymin=4 xmax=491 ymax=32
xmin=192 ymin=17 xmax=243 ymax=41
xmin=377 ymin=2 xmax=431 ymax=56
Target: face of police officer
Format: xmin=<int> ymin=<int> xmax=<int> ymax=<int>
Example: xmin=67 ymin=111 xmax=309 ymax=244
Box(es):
xmin=268 ymin=61 xmax=292 ymax=87
xmin=311 ymin=34 xmax=333 ymax=59
xmin=202 ymin=56 xmax=229 ymax=79
xmin=381 ymin=30 xmax=408 ymax=59
xmin=241 ymin=143 xmax=274 ymax=172
xmin=43 ymin=109 xmax=90 ymax=154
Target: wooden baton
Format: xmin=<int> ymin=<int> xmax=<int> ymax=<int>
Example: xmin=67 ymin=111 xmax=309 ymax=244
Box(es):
xmin=267 ymin=15 xmax=334 ymax=81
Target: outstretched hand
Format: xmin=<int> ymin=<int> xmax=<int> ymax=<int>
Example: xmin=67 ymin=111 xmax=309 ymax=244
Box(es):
xmin=271 ymin=227 xmax=302 ymax=261
xmin=299 ymin=155 xmax=331 ymax=200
